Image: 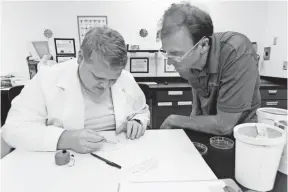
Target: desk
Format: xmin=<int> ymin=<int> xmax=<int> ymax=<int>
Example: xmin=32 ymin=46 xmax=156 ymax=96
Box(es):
xmin=184 ymin=129 xmax=287 ymax=192
xmin=1 ymin=130 xmax=218 ymax=192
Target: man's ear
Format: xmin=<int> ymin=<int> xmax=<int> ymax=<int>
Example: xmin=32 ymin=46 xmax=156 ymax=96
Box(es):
xmin=77 ymin=50 xmax=84 ymax=64
xmin=200 ymin=37 xmax=210 ymax=54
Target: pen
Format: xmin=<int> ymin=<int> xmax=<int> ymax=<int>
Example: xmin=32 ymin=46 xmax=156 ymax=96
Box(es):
xmin=103 ymin=138 xmax=118 ymax=144
xmin=90 ymin=153 xmax=122 ymax=169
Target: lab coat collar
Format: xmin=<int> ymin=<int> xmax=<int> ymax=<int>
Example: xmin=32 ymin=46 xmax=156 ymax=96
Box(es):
xmin=56 ymin=61 xmax=84 ymax=130
xmin=55 ymin=60 xmax=79 ymax=90
xmin=110 ymin=73 xmax=130 ymax=129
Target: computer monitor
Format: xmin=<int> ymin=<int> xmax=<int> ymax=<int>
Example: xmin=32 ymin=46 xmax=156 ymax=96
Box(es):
xmin=28 ymin=41 xmax=50 ymax=61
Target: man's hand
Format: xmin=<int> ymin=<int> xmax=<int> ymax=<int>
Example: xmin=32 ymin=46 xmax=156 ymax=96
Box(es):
xmin=116 ymin=120 xmax=146 ymax=140
xmin=57 ymin=129 xmax=105 ymax=154
xmin=160 ymin=115 xmax=174 ymax=129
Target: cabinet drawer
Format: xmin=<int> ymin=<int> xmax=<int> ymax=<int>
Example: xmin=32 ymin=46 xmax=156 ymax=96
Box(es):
xmin=261 ymin=100 xmax=287 ymax=109
xmin=156 ymin=90 xmax=192 ymax=101
xmin=154 ymin=105 xmax=192 ymax=118
xmin=260 ymin=88 xmax=287 ymax=100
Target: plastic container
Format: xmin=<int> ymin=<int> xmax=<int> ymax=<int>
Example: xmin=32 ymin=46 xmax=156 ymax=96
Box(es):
xmin=210 ymin=136 xmax=234 ymax=150
xmin=257 ymin=107 xmax=287 ymax=175
xmin=257 ymin=107 xmax=287 ymax=125
xmin=193 ymin=142 xmax=208 ymax=155
xmin=234 ymin=123 xmax=286 ymax=191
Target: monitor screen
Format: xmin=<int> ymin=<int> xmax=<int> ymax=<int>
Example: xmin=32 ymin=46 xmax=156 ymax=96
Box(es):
xmin=31 ymin=41 xmax=50 ymax=59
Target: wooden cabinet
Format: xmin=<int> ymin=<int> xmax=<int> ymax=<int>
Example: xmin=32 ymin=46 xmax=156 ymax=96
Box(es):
xmin=145 ymin=83 xmax=192 ymax=129
xmin=142 ymin=80 xmax=287 ymax=129
xmin=260 ymin=86 xmax=287 ymax=109
xmin=156 ymin=90 xmax=192 ymax=101
xmin=260 ymin=88 xmax=287 ymax=100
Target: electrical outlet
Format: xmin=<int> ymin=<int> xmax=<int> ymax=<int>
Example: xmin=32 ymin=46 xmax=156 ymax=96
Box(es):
xmin=283 ymin=61 xmax=287 ymax=70
xmin=263 ymin=47 xmax=271 ymax=60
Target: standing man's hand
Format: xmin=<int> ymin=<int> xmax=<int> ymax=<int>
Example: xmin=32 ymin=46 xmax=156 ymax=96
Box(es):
xmin=160 ymin=115 xmax=175 ymax=129
xmin=57 ymin=129 xmax=105 ymax=154
xmin=116 ymin=120 xmax=146 ymax=140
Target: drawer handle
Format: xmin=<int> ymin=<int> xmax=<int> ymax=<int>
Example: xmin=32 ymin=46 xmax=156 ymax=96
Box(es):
xmin=268 ymin=90 xmax=277 ymax=95
xmin=266 ymin=101 xmax=279 ymax=106
xmin=178 ymin=101 xmax=192 ymax=106
xmin=158 ymin=102 xmax=172 ymax=106
xmin=168 ymin=91 xmax=183 ymax=95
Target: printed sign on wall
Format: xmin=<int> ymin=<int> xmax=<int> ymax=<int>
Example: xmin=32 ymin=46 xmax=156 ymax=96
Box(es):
xmin=77 ymin=16 xmax=108 ymax=44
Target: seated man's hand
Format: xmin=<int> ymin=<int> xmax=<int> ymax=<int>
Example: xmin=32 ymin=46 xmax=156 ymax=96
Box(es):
xmin=116 ymin=119 xmax=146 ymax=140
xmin=57 ymin=129 xmax=105 ymax=154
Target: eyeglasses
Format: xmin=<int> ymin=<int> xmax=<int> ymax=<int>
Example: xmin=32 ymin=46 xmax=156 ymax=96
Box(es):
xmin=161 ymin=37 xmax=204 ymax=63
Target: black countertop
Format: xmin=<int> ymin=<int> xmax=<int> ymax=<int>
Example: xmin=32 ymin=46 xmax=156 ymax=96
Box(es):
xmin=183 ymin=129 xmax=287 ymax=192
xmin=137 ymin=76 xmax=287 ymax=89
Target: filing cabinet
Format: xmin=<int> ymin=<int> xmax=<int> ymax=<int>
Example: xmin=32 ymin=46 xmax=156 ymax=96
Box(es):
xmin=146 ymin=83 xmax=192 ymax=129
xmin=260 ymin=86 xmax=287 ymax=109
xmin=156 ymin=90 xmax=192 ymax=102
xmin=141 ymin=80 xmax=287 ymax=129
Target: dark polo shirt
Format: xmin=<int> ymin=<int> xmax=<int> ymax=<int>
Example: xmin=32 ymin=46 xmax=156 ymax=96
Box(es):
xmin=188 ymin=32 xmax=261 ymax=124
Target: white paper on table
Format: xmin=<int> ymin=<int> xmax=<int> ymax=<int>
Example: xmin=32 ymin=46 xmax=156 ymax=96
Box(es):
xmin=95 ymin=132 xmax=129 ymax=152
xmin=119 ymin=180 xmax=226 ymax=192
xmin=91 ymin=132 xmax=159 ymax=181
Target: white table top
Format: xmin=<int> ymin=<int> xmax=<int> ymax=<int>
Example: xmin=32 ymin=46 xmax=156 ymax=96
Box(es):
xmin=1 ymin=129 xmax=217 ymax=192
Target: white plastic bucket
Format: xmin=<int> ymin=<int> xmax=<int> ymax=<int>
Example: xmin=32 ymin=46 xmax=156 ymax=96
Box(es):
xmin=257 ymin=108 xmax=287 ymax=174
xmin=257 ymin=107 xmax=287 ymax=125
xmin=234 ymin=123 xmax=286 ymax=191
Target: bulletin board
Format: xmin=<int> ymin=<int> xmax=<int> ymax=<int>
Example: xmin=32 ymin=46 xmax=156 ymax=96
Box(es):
xmin=77 ymin=16 xmax=108 ymax=44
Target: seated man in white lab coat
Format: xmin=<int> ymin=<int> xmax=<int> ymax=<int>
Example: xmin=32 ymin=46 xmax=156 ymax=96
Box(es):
xmin=2 ymin=26 xmax=150 ymax=154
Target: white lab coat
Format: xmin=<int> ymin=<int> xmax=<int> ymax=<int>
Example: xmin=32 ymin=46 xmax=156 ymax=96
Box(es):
xmin=2 ymin=59 xmax=150 ymax=151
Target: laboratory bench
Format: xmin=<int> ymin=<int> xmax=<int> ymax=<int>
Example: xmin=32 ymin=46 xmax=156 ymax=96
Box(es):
xmin=136 ymin=76 xmax=287 ymax=129
xmin=0 ymin=76 xmax=287 ymax=192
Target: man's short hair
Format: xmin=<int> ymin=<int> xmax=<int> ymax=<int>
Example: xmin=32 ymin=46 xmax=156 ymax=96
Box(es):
xmin=158 ymin=2 xmax=213 ymax=43
xmin=80 ymin=26 xmax=127 ymax=69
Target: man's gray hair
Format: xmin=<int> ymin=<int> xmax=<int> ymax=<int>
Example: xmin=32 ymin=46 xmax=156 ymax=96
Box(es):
xmin=80 ymin=26 xmax=127 ymax=69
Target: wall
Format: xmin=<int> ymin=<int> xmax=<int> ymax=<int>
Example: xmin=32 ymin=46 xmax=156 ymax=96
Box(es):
xmin=2 ymin=1 xmax=272 ymax=79
xmin=259 ymin=1 xmax=287 ymax=78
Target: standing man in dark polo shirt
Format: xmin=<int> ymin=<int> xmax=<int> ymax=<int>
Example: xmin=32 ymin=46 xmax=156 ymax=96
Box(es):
xmin=159 ymin=2 xmax=261 ymax=135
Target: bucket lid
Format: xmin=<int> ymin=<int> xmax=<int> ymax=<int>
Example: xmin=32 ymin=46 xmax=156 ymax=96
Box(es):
xmin=257 ymin=107 xmax=288 ymax=116
xmin=234 ymin=123 xmax=286 ymax=146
